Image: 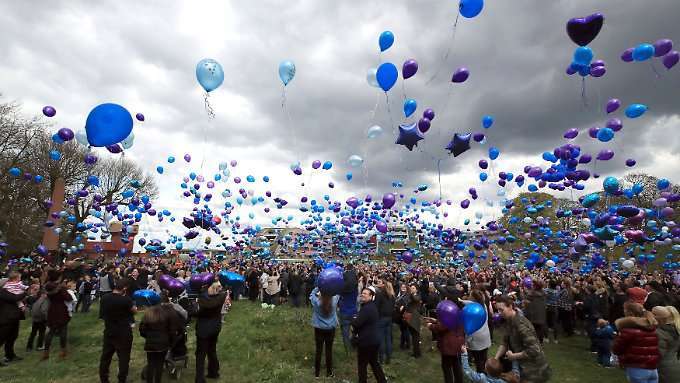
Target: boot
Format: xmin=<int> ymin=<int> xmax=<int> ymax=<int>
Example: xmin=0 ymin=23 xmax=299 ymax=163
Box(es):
xmin=40 ymin=351 xmax=49 ymax=361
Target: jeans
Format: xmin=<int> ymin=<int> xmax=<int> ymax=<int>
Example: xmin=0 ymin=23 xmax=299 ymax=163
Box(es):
xmin=441 ymin=354 xmax=463 ymax=383
xmin=27 ymin=321 xmax=47 ymax=350
xmin=290 ymin=294 xmax=302 ymax=307
xmin=99 ymin=330 xmax=133 ymax=383
xmin=408 ymin=326 xmax=421 ymax=358
xmin=195 ymin=335 xmax=219 ymax=382
xmin=377 ymin=318 xmax=393 ymax=362
xmin=314 ymin=328 xmax=335 ymax=377
xmin=357 ymin=344 xmax=387 ymax=383
xmin=339 ymin=314 xmax=353 ymax=351
xmin=146 ymin=351 xmax=165 ymax=383
xmin=469 ymin=348 xmax=488 ymax=373
xmin=626 ymin=367 xmax=658 ymax=383
xmin=399 ymin=321 xmax=411 ymax=349
xmin=597 ymin=351 xmax=611 ymax=366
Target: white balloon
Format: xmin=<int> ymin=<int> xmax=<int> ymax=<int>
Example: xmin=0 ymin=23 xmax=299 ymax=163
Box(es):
xmin=347 ymin=155 xmax=364 ymax=168
xmin=546 ymin=260 xmax=556 ymax=267
xmin=367 ymin=125 xmax=384 ymax=139
xmin=121 ymin=132 xmax=135 ymax=149
xmin=582 ymin=218 xmax=591 ymax=226
xmin=622 ymin=259 xmax=635 ymax=269
xmin=366 ymin=68 xmax=379 ymax=88
xmin=219 ymin=162 xmax=228 ymax=170
xmin=75 ymin=129 xmax=89 ymax=145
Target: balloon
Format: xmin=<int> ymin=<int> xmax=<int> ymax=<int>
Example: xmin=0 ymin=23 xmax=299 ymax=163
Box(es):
xmin=564 ymin=128 xmax=578 ymax=139
xmin=367 ymin=125 xmax=384 ymax=138
xmin=42 ymin=106 xmax=56 ymax=117
xmin=621 ymin=48 xmax=634 ymax=62
xmin=8 ymin=167 xmax=21 ymax=177
xmin=632 ymin=44 xmax=655 ymax=61
xmin=382 ymin=193 xmax=396 ymax=209
xmin=85 ymin=103 xmax=133 ymax=147
xmin=597 ymin=149 xmax=614 ymax=161
xmin=106 ymin=144 xmax=123 ymax=154
xmin=135 ymin=113 xmax=145 ymax=122
xmin=403 ymin=99 xmax=417 ymax=117
xmin=218 ymin=270 xmax=245 ymax=288
xmin=423 ymin=108 xmax=435 ymax=121
xmin=653 ymin=39 xmax=673 ymax=57
xmin=596 ymin=127 xmax=614 ymax=142
xmin=573 ymin=46 xmax=594 ymax=65
xmin=488 ymin=147 xmax=500 ymax=160
xmin=322 ymin=161 xmax=332 ymax=170
xmin=132 ymin=289 xmax=160 ymax=306
xmin=395 ymin=123 xmax=424 ymax=151
xmin=625 ymin=104 xmax=647 ymax=118
xmin=378 ymin=31 xmax=394 ymax=52
xmin=278 ymin=60 xmax=296 ymax=86
xmin=461 ymin=199 xmax=470 ymax=209
xmin=184 ymin=153 xmax=191 ymax=162
xmin=57 ymin=128 xmax=74 ymax=141
xmin=346 ymin=172 xmax=352 ymax=181
xmin=120 ymin=132 xmax=134 ymax=150
xmin=462 ymin=302 xmax=486 ymax=334
xmin=437 ymin=300 xmax=461 ymax=330
xmin=625 ymin=159 xmax=636 ymax=167
xmin=451 ymin=67 xmax=470 ymax=83
xmin=49 ymin=150 xmax=62 ymax=161
xmin=566 ymin=13 xmax=604 ymax=46
xmin=590 ymin=66 xmax=606 ymax=78
xmin=401 ymin=251 xmax=413 ymax=264
xmin=376 ymin=62 xmax=398 ymax=92
xmin=402 ymin=59 xmax=418 ymax=79
xmin=417 ymin=118 xmax=431 ymax=133
xmin=156 ymin=166 xmax=164 ymax=174
xmin=482 ymin=115 xmax=494 ymax=129
xmin=376 ymin=221 xmax=388 ymax=233
xmin=347 ymin=155 xmax=364 ymax=168
xmin=318 ymin=267 xmax=344 ymax=295
xmin=75 ymin=129 xmax=88 ymax=145
xmin=195 ymin=58 xmax=224 ymax=92
xmin=459 ymin=0 xmax=484 ymax=19
xmin=606 ymin=98 xmax=620 ymax=114
xmin=189 ymin=272 xmax=214 ymax=291
xmin=663 ymin=51 xmax=679 ymax=69
xmin=606 ymin=118 xmax=623 ymax=132
xmin=478 ymin=160 xmax=488 ymax=169
xmin=603 ymin=176 xmax=620 ymax=194
xmin=366 ymin=68 xmax=380 ymax=88
xmin=445 ymin=133 xmax=471 ymax=157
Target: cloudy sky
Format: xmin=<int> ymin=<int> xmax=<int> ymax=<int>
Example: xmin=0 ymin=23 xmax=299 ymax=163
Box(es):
xmin=1 ymin=1 xmax=679 ymax=248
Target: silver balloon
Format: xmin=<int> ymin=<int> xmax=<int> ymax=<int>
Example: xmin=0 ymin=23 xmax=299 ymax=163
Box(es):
xmin=366 ymin=67 xmax=379 ymax=88
xmin=367 ymin=125 xmax=383 ymax=138
xmin=347 ymin=155 xmax=364 ymax=168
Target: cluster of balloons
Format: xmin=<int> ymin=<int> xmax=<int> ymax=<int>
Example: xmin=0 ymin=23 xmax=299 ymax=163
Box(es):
xmin=565 ymin=13 xmax=606 ymax=78
xmin=621 ymin=39 xmax=679 ymax=70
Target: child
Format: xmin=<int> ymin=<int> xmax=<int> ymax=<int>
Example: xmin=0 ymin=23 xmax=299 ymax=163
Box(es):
xmin=221 ymin=288 xmax=232 ymax=323
xmin=65 ymin=281 xmax=78 ymax=318
xmin=591 ymin=318 xmax=615 ymax=367
xmin=461 ymin=345 xmax=520 ymax=383
xmin=3 ymin=271 xmax=28 ymax=310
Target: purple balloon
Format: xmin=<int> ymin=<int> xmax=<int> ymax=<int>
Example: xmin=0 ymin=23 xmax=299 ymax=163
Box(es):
xmin=57 ymin=127 xmax=74 ymax=141
xmin=312 ymin=160 xmax=321 ymax=169
xmin=590 ymin=66 xmax=606 ymax=77
xmin=376 ymin=221 xmax=388 ymax=233
xmin=451 ymin=67 xmax=470 ymax=83
xmin=42 ymin=106 xmax=56 ymax=117
xmin=606 ymin=98 xmax=620 ymax=114
xmin=106 ymin=144 xmax=123 ymax=154
xmin=184 ymin=154 xmax=191 ymax=162
xmin=566 ymin=65 xmax=577 ymax=75
xmin=621 ymin=48 xmax=634 ymax=62
xmin=135 ymin=113 xmax=145 ymax=122
xmin=606 ymin=118 xmax=623 ymax=132
xmin=564 ymin=128 xmax=578 ymax=139
xmin=472 ymin=132 xmax=485 ymax=142
xmin=597 ymin=149 xmax=615 ymax=161
xmin=625 ymin=158 xmax=636 ymax=167
xmin=663 ymin=51 xmax=679 ymax=70
xmin=423 ymin=108 xmax=435 ymax=121
xmin=590 ymin=60 xmax=606 ymax=68
xmin=318 ymin=267 xmax=344 ymax=295
xmin=588 ymin=126 xmax=599 ymax=138
xmin=478 ymin=159 xmax=488 ymax=169
xmin=460 ymin=199 xmax=470 ymax=209
xmin=417 ymin=118 xmax=431 ymax=133
xmin=401 ymin=251 xmax=413 ymax=264
xmin=402 ymin=59 xmax=418 ymax=79
xmin=437 ymin=300 xmax=461 ymax=330
xmin=653 ymin=39 xmax=673 ymax=57
xmin=382 ymin=193 xmax=396 ymax=209
xmin=346 ymin=197 xmax=359 ymax=209
xmin=579 ymin=153 xmax=592 ymax=164
xmin=566 ymin=13 xmax=604 ymax=47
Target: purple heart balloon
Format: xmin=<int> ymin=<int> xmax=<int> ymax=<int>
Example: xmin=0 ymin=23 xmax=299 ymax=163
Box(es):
xmin=402 ymin=59 xmax=418 ymax=80
xmin=653 ymin=39 xmax=673 ymax=57
xmin=451 ymin=67 xmax=469 ymax=83
xmin=605 ymin=98 xmax=620 ymax=114
xmin=621 ymin=48 xmax=634 ymax=62
xmin=566 ymin=13 xmax=604 ymax=46
xmin=663 ymin=51 xmax=679 ymax=70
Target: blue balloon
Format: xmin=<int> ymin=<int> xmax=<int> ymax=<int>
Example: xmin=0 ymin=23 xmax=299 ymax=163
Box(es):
xmin=573 ymin=46 xmax=594 ymax=65
xmin=378 ymin=31 xmax=394 ymax=52
xmin=528 ymin=184 xmax=538 ymax=192
xmin=322 ymin=161 xmax=332 ymax=170
xmin=461 ymin=302 xmax=486 ymax=334
xmin=196 ymin=58 xmax=224 ymax=92
xmin=87 ymin=175 xmax=100 ymax=186
xmin=459 ymin=0 xmax=484 ymax=18
xmin=632 ymin=43 xmax=655 ymax=62
xmin=49 ymin=150 xmax=61 ymax=161
xmin=488 ymin=147 xmax=500 ymax=160
xmin=346 ymin=172 xmax=353 ymax=181
xmin=51 ymin=133 xmax=64 ymax=144
xmin=167 ymin=156 xmax=175 ymax=163
xmin=403 ymin=99 xmax=417 ymax=117
xmin=132 ymin=289 xmax=160 ymax=306
xmin=657 ymin=178 xmax=670 ymax=190
xmin=85 ymin=103 xmax=133 ymax=147
xmin=376 ymin=62 xmax=398 ymax=92
xmin=603 ymin=176 xmax=620 ymax=194
xmin=479 ymin=172 xmax=488 ymax=181
xmin=625 ymin=104 xmax=648 ymax=118
xmin=156 ymin=166 xmax=164 ymax=174
xmin=596 ymin=127 xmax=614 ymax=142
xmin=542 ymin=151 xmax=557 ymax=163
xmin=482 ymin=115 xmax=494 ymax=129
xmin=278 ymin=60 xmax=296 ymax=86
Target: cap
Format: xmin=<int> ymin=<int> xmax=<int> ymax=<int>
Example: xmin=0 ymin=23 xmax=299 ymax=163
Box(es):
xmin=627 ymin=287 xmax=647 ymax=305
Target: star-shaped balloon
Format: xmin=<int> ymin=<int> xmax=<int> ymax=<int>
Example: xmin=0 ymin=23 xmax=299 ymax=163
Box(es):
xmin=395 ymin=123 xmax=424 ymax=151
xmin=445 ymin=132 xmax=471 ymax=157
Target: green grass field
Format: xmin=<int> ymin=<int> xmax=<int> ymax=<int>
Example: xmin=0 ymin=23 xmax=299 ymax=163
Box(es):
xmin=0 ymin=301 xmax=625 ymax=383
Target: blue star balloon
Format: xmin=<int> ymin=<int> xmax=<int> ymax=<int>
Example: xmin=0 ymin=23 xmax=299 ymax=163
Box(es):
xmin=395 ymin=123 xmax=424 ymax=151
xmin=445 ymin=132 xmax=472 ymax=157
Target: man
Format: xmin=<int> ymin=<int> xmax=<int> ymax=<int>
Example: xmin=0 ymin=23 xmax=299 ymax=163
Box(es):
xmin=339 ymin=263 xmax=358 ymax=352
xmin=99 ymin=278 xmax=136 ymax=383
xmin=287 ymin=268 xmax=303 ymax=307
xmin=643 ymin=281 xmax=667 ymax=310
xmin=494 ymin=295 xmax=551 ymax=383
xmin=98 ymin=265 xmax=115 ymax=319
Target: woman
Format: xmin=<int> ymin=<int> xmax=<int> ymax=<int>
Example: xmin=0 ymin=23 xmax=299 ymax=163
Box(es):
xmin=558 ymin=279 xmax=575 ymax=337
xmin=140 ymin=304 xmax=174 ymax=383
xmin=194 ymin=282 xmax=227 ymax=382
xmin=310 ymin=286 xmax=339 ymax=378
xmin=42 ymin=280 xmax=73 ymax=360
xmin=613 ymin=302 xmax=661 ymax=383
xmin=352 ymin=287 xmax=387 ymax=383
xmin=544 ymin=279 xmax=560 ymax=344
xmin=375 ymin=278 xmax=395 ymax=364
xmin=524 ymin=280 xmax=547 ymax=345
xmin=466 ymin=290 xmax=492 ymax=373
xmin=395 ymin=283 xmax=411 ymax=350
xmin=403 ymin=283 xmax=423 ymax=358
xmin=652 ymin=306 xmax=680 ymax=383
xmin=426 ymin=315 xmax=465 ymax=383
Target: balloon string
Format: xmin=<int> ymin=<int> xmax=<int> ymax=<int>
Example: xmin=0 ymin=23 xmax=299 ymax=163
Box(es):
xmin=581 ymin=77 xmax=588 ymax=108
xmin=282 ymin=86 xmax=299 ymax=162
xmin=426 ymin=11 xmax=460 ymax=85
xmin=650 ymin=61 xmax=662 ymax=78
xmin=437 ymin=159 xmax=443 ymax=201
xmin=204 ymin=92 xmax=215 ymax=119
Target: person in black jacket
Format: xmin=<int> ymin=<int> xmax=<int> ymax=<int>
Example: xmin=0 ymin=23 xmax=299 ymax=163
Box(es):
xmin=375 ymin=278 xmax=396 ymax=364
xmin=0 ymin=280 xmax=26 ymax=367
xmin=644 ymin=281 xmax=668 ymax=310
xmin=351 ymin=287 xmax=387 ymax=383
xmin=194 ymin=282 xmax=227 ymax=383
xmin=99 ymin=278 xmax=136 ymax=383
xmin=288 ymin=269 xmax=303 ymax=307
xmin=140 ymin=304 xmax=175 ymax=383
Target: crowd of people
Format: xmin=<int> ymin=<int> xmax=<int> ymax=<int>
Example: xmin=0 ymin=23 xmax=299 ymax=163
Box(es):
xmin=0 ymin=255 xmax=679 ymax=383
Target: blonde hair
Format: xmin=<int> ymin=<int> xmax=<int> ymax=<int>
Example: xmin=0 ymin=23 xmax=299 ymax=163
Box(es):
xmin=668 ymin=306 xmax=680 ymax=332
xmin=384 ymin=280 xmax=395 ymax=299
xmin=207 ymin=282 xmax=222 ymax=296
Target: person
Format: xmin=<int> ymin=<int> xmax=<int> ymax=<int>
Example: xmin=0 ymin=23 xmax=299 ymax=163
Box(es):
xmin=645 ymin=282 xmax=668 ymax=311
xmin=351 ymin=287 xmax=387 ymax=383
xmin=544 ymin=280 xmax=560 ymax=344
xmin=0 ymin=276 xmax=26 ymax=367
xmin=265 ymin=271 xmax=281 ymax=305
xmin=42 ymin=279 xmax=73 ymax=360
xmin=339 ymin=265 xmax=358 ymax=352
xmin=288 ymin=268 xmax=303 ymax=307
xmin=466 ymin=290 xmax=492 ymax=373
xmin=403 ymin=283 xmax=423 ymax=358
xmin=375 ymin=278 xmax=395 ymax=364
xmin=613 ymin=301 xmax=661 ymax=383
xmin=246 ymin=268 xmax=259 ymax=302
xmin=494 ymin=295 xmax=552 ymax=382
xmin=98 ymin=265 xmax=115 ymax=319
xmin=557 ymin=280 xmax=575 ymax=337
xmin=309 ymin=286 xmax=339 ymax=378
xmin=524 ymin=280 xmax=546 ymax=345
xmin=651 ymin=306 xmax=680 ymax=383
xmin=194 ymin=281 xmax=227 ymax=382
xmin=140 ymin=304 xmax=177 ymax=383
xmin=395 ymin=283 xmax=411 ymax=351
xmin=76 ymin=275 xmax=94 ymax=313
xmin=99 ymin=278 xmax=136 ymax=383
xmin=27 ymin=288 xmax=49 ymax=352
xmin=461 ymin=345 xmax=520 ymax=383
xmin=591 ymin=318 xmax=615 ymax=367
xmin=426 ymin=315 xmax=465 ymax=383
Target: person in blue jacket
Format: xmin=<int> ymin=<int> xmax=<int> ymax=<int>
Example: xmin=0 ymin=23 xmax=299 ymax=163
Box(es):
xmin=310 ymin=286 xmax=339 ymax=378
xmin=592 ymin=318 xmax=615 ymax=367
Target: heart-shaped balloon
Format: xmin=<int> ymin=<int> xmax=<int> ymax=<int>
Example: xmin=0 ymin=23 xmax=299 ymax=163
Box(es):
xmin=566 ymin=13 xmax=604 ymax=47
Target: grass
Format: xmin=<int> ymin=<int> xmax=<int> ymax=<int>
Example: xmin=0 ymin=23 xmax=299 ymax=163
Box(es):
xmin=1 ymin=301 xmax=625 ymax=383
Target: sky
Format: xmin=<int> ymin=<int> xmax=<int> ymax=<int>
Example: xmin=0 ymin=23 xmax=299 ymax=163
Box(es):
xmin=1 ymin=0 xmax=679 ymax=250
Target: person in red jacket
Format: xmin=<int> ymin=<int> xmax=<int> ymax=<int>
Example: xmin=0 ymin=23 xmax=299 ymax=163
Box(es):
xmin=426 ymin=315 xmax=466 ymax=383
xmin=613 ymin=302 xmax=661 ymax=383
